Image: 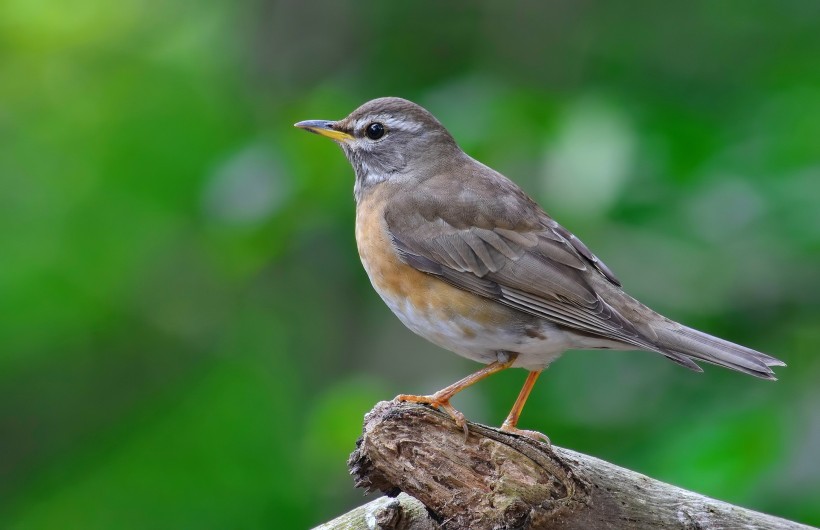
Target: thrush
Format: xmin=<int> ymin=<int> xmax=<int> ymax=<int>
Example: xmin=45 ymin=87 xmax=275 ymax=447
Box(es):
xmin=295 ymin=97 xmax=785 ymax=440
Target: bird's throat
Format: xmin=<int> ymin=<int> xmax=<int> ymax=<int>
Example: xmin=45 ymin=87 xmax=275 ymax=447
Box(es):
xmin=353 ymin=170 xmax=388 ymax=202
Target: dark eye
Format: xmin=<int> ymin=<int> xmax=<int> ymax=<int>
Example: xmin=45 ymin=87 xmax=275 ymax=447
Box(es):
xmin=365 ymin=122 xmax=385 ymax=140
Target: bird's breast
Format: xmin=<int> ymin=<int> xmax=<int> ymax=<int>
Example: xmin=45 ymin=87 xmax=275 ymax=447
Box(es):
xmin=355 ymin=188 xmax=500 ymax=325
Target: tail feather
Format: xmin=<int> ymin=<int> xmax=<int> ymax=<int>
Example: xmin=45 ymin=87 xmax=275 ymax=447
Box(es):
xmin=652 ymin=323 xmax=785 ymax=380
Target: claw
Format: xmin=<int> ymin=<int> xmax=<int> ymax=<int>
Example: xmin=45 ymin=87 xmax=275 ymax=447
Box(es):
xmin=439 ymin=401 xmax=469 ymax=439
xmin=396 ymin=393 xmax=470 ymax=437
xmin=391 ymin=360 xmax=517 ymax=441
xmin=500 ymin=424 xmax=551 ymax=446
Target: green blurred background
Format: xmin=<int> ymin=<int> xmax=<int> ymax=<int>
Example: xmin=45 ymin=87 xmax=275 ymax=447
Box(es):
xmin=2 ymin=1 xmax=819 ymax=528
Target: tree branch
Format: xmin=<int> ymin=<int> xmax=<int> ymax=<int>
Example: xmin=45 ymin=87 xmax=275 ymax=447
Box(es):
xmin=314 ymin=493 xmax=437 ymax=530
xmin=319 ymin=400 xmax=813 ymax=530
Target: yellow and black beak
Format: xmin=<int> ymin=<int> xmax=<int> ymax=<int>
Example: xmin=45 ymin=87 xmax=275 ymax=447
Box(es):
xmin=294 ymin=120 xmax=353 ymax=141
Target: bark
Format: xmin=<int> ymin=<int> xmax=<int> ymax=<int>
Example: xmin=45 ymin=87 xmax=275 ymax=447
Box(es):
xmin=313 ymin=493 xmax=437 ymax=530
xmin=318 ymin=400 xmax=814 ymax=530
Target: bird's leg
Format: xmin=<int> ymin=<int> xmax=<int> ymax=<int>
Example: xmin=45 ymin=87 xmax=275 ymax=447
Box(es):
xmin=500 ymin=370 xmax=550 ymax=445
xmin=397 ymin=354 xmax=517 ymax=435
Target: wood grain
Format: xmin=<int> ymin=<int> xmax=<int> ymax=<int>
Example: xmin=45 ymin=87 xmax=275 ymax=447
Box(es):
xmin=338 ymin=400 xmax=813 ymax=530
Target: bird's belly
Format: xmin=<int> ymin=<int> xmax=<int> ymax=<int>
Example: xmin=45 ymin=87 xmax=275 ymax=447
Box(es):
xmin=379 ymin=290 xmax=570 ymax=369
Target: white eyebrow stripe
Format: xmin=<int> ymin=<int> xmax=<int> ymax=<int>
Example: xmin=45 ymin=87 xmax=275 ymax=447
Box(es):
xmin=352 ymin=115 xmax=424 ymax=134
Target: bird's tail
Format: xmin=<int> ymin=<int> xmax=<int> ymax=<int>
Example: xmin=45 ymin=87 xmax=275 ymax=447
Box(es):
xmin=652 ymin=322 xmax=785 ymax=380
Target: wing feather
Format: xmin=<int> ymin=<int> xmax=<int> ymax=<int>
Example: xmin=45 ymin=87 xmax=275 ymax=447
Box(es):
xmin=386 ymin=207 xmax=648 ymax=349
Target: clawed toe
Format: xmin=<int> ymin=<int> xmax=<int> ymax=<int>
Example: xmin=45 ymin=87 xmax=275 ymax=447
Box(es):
xmin=394 ymin=393 xmax=549 ymax=444
xmin=500 ymin=424 xmax=551 ymax=446
xmin=438 ymin=401 xmax=469 ymax=437
xmin=395 ymin=394 xmax=469 ymax=436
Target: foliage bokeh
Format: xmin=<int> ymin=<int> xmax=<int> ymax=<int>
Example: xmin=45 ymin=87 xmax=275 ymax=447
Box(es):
xmin=1 ymin=1 xmax=819 ymax=528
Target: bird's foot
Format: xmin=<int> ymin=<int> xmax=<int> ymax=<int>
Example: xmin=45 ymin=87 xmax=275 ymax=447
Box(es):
xmin=499 ymin=422 xmax=551 ymax=446
xmin=395 ymin=393 xmax=469 ymax=437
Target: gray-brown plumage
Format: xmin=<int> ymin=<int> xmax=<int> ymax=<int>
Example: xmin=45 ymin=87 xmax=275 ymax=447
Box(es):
xmin=295 ymin=97 xmax=784 ymax=436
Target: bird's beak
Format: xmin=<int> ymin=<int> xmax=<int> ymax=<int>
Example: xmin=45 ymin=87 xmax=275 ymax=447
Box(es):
xmin=294 ymin=120 xmax=353 ymax=141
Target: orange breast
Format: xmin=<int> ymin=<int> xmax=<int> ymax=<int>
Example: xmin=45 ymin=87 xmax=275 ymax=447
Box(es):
xmin=355 ymin=187 xmax=511 ymax=329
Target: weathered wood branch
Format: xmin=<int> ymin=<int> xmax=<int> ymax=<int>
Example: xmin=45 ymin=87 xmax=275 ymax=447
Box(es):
xmin=314 ymin=493 xmax=437 ymax=530
xmin=319 ymin=400 xmax=813 ymax=530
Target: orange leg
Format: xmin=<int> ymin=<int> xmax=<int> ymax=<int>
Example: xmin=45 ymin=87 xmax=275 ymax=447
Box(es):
xmin=397 ymin=356 xmax=517 ymax=434
xmin=500 ymin=370 xmax=550 ymax=444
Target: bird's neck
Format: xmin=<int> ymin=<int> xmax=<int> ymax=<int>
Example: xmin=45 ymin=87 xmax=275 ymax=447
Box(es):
xmin=353 ymin=169 xmax=388 ymax=203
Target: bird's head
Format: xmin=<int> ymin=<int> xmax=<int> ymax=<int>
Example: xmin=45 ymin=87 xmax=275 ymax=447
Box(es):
xmin=295 ymin=97 xmax=459 ymax=199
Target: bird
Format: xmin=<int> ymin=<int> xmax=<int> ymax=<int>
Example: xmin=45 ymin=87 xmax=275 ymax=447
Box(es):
xmin=295 ymin=97 xmax=785 ymax=441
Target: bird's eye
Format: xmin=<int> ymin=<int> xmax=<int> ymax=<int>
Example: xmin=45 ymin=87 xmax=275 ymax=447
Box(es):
xmin=365 ymin=122 xmax=385 ymax=140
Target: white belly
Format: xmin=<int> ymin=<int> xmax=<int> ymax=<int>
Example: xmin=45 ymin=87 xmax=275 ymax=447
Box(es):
xmin=379 ymin=291 xmax=576 ymax=370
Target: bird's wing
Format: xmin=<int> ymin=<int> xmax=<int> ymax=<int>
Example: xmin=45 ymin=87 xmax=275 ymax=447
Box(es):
xmin=383 ymin=175 xmax=702 ymax=370
xmin=388 ymin=212 xmax=640 ymax=344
